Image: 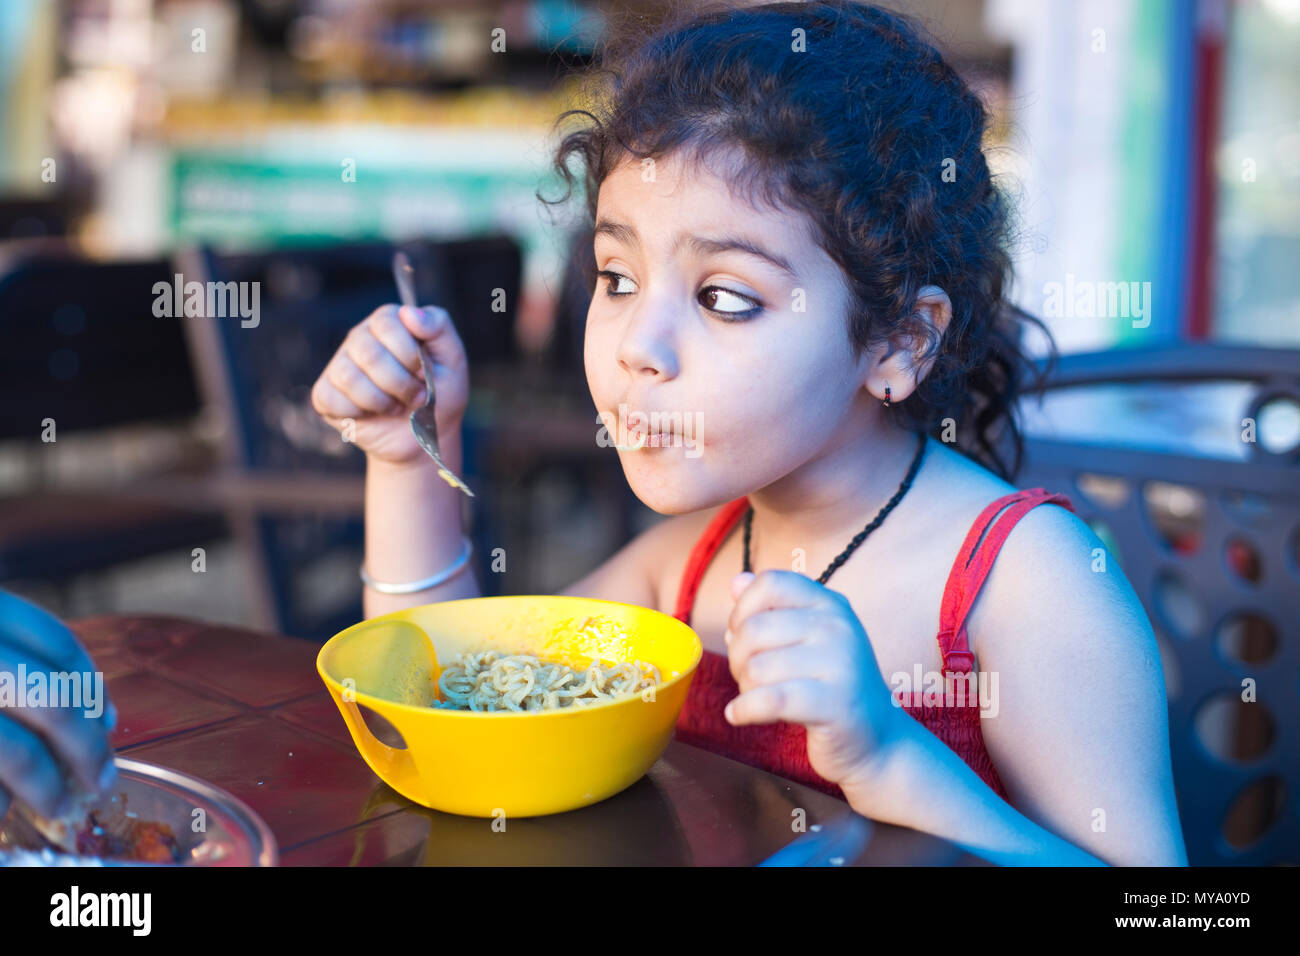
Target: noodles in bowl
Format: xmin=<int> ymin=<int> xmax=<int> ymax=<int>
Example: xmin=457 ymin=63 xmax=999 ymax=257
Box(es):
xmin=430 ymin=650 xmax=661 ymax=712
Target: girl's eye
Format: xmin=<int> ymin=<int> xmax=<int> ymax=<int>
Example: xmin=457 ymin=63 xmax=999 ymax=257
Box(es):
xmin=699 ymin=285 xmax=762 ymax=321
xmin=595 ymin=270 xmax=762 ymax=321
xmin=596 ymin=269 xmax=636 ymax=296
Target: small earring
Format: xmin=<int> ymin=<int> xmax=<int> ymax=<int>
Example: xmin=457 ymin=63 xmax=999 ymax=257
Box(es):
xmin=882 ymin=384 xmax=891 ymax=408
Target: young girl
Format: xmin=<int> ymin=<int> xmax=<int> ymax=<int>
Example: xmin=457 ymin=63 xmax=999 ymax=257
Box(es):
xmin=310 ymin=1 xmax=1187 ymax=866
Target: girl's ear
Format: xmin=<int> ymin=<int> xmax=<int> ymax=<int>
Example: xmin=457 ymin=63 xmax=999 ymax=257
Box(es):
xmin=861 ymin=285 xmax=952 ymax=403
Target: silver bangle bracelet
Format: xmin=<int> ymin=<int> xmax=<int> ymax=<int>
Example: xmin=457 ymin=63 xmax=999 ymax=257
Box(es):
xmin=360 ymin=536 xmax=473 ymax=594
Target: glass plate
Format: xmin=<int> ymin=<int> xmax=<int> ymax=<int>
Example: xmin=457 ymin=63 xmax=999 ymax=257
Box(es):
xmin=0 ymin=756 xmax=277 ymax=866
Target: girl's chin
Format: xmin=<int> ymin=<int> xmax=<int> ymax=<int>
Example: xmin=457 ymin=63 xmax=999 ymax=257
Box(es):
xmin=620 ymin=460 xmax=729 ymax=516
xmin=632 ymin=489 xmax=705 ymax=516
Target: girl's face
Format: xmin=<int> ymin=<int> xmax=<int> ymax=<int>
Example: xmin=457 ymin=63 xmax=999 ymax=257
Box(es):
xmin=585 ymin=147 xmax=873 ymax=515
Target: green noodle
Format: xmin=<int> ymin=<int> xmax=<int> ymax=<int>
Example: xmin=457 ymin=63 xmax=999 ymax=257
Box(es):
xmin=430 ymin=650 xmax=660 ymax=712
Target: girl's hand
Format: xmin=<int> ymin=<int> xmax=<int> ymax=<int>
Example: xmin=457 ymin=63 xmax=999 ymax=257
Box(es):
xmin=310 ymin=303 xmax=469 ymax=467
xmin=0 ymin=590 xmax=117 ymax=821
xmin=723 ymin=570 xmax=906 ymax=789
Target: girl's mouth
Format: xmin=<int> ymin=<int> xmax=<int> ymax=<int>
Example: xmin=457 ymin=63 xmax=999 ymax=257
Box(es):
xmin=620 ymin=422 xmax=680 ymax=449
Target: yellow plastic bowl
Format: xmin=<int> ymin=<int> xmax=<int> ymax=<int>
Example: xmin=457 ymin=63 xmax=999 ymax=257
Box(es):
xmin=317 ymin=595 xmax=703 ymax=818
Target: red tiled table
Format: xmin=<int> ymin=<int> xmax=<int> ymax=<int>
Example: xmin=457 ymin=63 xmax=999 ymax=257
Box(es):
xmin=69 ymin=614 xmax=990 ymax=866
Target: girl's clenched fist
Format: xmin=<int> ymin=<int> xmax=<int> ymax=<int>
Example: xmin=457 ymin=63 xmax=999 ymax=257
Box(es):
xmin=311 ymin=303 xmax=469 ymax=465
xmin=723 ymin=569 xmax=909 ymax=790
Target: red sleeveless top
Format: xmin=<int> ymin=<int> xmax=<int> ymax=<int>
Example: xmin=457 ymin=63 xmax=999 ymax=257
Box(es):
xmin=672 ymin=488 xmax=1076 ymax=803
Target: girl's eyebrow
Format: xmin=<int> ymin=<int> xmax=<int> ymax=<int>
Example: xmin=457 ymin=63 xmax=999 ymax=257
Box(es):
xmin=593 ymin=216 xmax=799 ymax=281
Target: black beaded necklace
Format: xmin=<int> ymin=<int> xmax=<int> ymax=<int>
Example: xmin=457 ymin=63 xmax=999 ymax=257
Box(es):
xmin=743 ymin=429 xmax=928 ymax=585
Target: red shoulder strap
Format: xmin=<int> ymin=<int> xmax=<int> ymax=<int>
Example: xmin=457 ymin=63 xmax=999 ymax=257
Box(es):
xmin=936 ymin=488 xmax=1076 ymax=672
xmin=673 ymin=497 xmax=750 ymax=627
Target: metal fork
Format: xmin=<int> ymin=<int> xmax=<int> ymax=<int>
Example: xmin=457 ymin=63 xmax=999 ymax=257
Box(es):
xmin=392 ymin=251 xmax=474 ymax=498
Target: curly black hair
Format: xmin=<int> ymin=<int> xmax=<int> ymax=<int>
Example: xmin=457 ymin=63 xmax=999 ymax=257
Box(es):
xmin=539 ymin=0 xmax=1057 ymax=483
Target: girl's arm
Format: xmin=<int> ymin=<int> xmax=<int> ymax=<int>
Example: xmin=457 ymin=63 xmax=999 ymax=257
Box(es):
xmin=309 ymin=301 xmax=479 ymax=619
xmin=362 ymin=433 xmax=480 ymax=619
xmin=840 ymin=717 xmax=1111 ymax=865
xmin=844 ymin=505 xmax=1188 ymax=867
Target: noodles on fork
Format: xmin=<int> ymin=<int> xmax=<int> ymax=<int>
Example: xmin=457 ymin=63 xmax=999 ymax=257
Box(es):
xmin=431 ymin=650 xmax=661 ymax=712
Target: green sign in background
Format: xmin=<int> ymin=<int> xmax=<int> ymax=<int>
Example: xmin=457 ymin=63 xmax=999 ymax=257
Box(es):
xmin=169 ymin=151 xmax=577 ymax=283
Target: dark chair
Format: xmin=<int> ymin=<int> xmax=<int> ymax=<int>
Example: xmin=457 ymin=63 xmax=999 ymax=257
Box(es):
xmin=1012 ymin=343 xmax=1300 ymax=865
xmin=180 ymin=236 xmax=524 ymax=638
xmin=186 ymin=235 xmax=522 ymax=474
xmin=0 ymin=196 xmax=69 ymax=241
xmin=0 ymin=252 xmax=228 ymax=585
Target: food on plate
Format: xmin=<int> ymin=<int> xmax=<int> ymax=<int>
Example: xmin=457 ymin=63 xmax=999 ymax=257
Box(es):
xmin=9 ymin=793 xmax=182 ymax=864
xmin=74 ymin=810 xmax=181 ymax=863
xmin=430 ymin=649 xmax=661 ymax=712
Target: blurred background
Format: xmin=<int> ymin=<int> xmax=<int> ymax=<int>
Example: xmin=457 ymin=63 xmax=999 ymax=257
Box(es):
xmin=0 ymin=0 xmax=1296 ymax=864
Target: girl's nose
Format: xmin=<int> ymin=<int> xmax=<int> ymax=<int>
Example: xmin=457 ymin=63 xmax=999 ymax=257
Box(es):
xmin=615 ymin=303 xmax=680 ymax=380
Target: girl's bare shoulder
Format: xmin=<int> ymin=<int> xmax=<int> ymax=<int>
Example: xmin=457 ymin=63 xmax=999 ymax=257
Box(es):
xmin=910 ymin=438 xmax=1021 ymax=532
xmin=939 ymin=439 xmax=1142 ymax=657
xmin=926 ymin=439 xmax=1093 ymax=571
